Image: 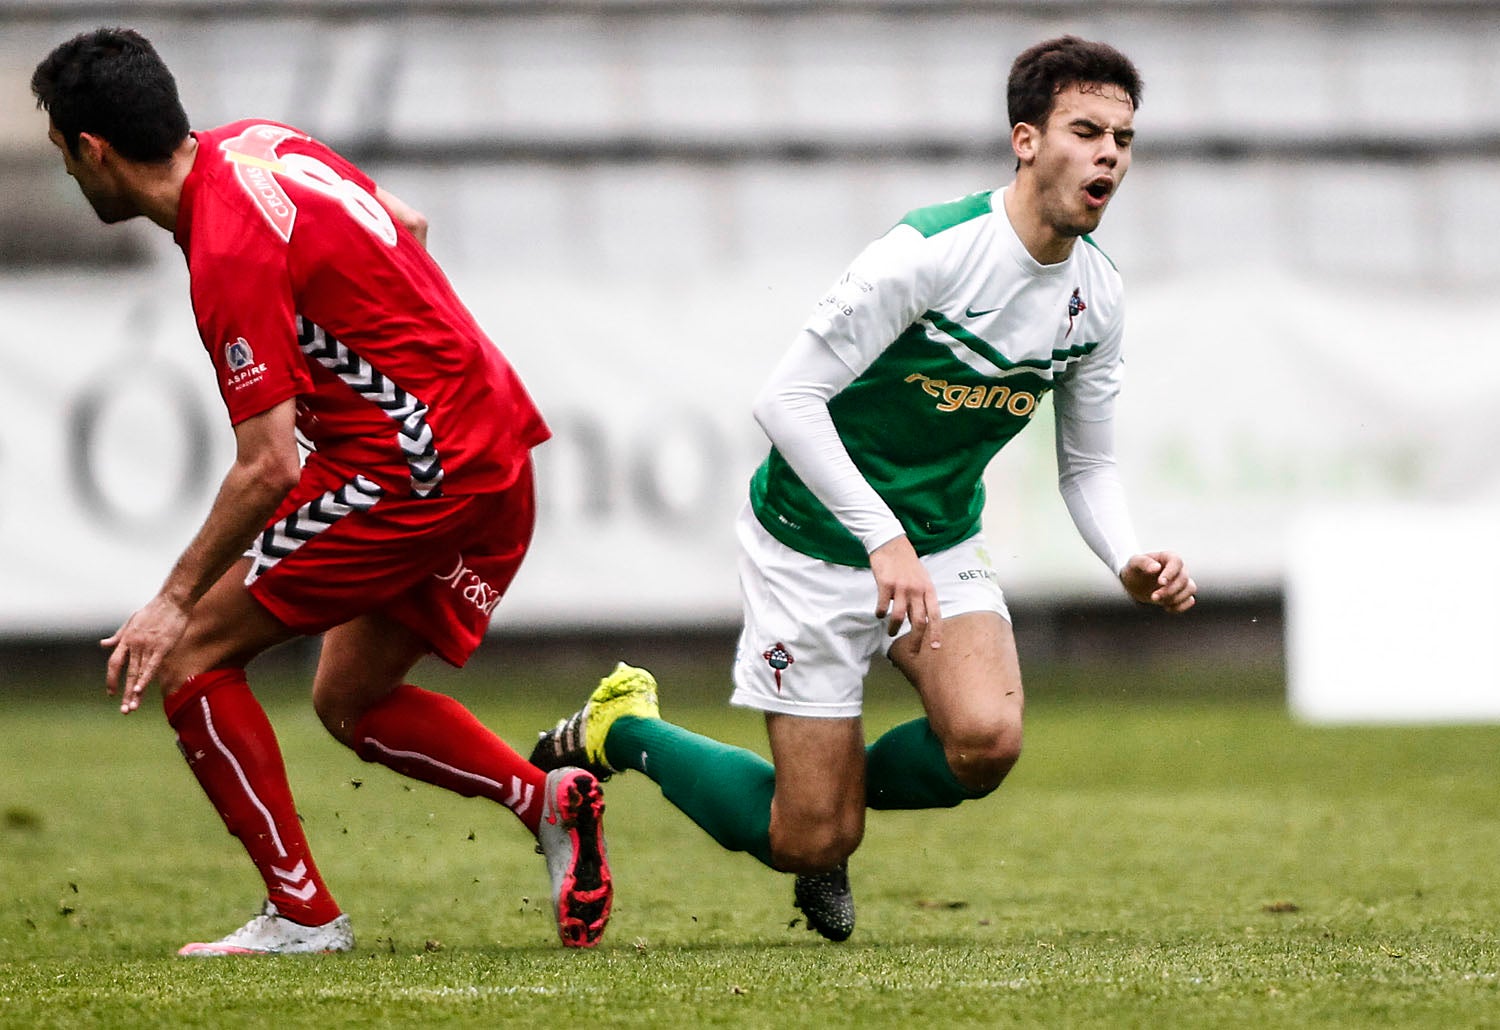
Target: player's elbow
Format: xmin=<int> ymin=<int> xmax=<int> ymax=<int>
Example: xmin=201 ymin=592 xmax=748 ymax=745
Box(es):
xmin=750 ymin=387 xmax=780 ymax=436
xmin=401 ymin=208 xmax=429 ymax=242
xmin=1057 ymin=456 xmax=1113 ymax=490
xmin=242 ymin=450 xmax=301 ymax=499
xmin=751 ymin=384 xmax=812 ymax=445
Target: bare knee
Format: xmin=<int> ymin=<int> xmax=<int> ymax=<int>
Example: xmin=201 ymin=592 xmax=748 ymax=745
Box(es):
xmin=943 ymin=718 xmax=1023 ymax=795
xmin=156 ymin=664 xmax=205 ymax=721
xmin=156 ymin=649 xmax=220 ymax=709
xmin=156 ymin=661 xmax=192 ymax=701
xmin=153 ymin=564 xmax=294 ymax=706
xmin=312 ymin=616 xmax=427 ymax=749
xmin=769 ymin=802 xmax=864 ymax=873
xmin=312 ymin=684 xmax=366 ymax=748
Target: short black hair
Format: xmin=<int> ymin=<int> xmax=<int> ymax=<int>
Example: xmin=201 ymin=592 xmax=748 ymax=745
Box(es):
xmin=32 ymin=27 xmax=189 ymax=161
xmin=1007 ymin=36 xmax=1143 ymax=129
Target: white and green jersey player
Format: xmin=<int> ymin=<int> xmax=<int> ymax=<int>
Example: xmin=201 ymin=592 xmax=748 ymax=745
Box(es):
xmin=750 ymin=185 xmax=1136 ymax=578
xmin=530 ymin=43 xmax=1197 ymax=946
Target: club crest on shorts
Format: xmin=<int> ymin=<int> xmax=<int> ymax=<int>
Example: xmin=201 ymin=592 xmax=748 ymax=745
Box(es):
xmin=762 ymin=642 xmax=794 ymax=691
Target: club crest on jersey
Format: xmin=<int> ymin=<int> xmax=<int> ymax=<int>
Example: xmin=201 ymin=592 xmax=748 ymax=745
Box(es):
xmin=762 ymin=643 xmax=794 ymax=691
xmin=225 ymin=337 xmax=255 ymax=370
xmin=1066 ymin=287 xmax=1087 ymax=338
xmin=224 ymin=337 xmax=269 ymax=393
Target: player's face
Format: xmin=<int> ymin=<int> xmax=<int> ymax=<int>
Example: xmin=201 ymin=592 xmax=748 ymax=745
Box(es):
xmin=47 ymin=123 xmax=136 ymax=224
xmin=1020 ymin=82 xmax=1135 ymax=240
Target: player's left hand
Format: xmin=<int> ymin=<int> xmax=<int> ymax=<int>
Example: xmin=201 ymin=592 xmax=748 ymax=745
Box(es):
xmin=870 ymin=535 xmax=943 ymax=649
xmin=102 ymin=594 xmax=191 ymax=714
xmin=1119 ymin=551 xmax=1197 ymax=613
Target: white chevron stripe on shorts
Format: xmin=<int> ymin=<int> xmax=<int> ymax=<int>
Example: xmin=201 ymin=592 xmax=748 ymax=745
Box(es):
xmin=245 ymin=475 xmax=383 ymax=584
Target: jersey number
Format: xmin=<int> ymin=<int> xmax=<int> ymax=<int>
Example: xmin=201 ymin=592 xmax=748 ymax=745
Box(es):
xmin=221 ymin=124 xmax=397 ymax=247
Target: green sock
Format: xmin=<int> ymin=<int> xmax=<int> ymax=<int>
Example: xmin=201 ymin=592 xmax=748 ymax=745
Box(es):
xmin=865 ymin=717 xmax=983 ymax=810
xmin=604 ymin=716 xmax=776 ymax=868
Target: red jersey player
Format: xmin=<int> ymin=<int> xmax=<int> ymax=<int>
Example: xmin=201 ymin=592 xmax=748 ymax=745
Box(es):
xmin=32 ymin=27 xmax=612 ymax=954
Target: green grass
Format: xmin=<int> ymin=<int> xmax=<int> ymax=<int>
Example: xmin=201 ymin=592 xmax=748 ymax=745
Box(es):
xmin=1 ymin=658 xmax=1498 ymax=1028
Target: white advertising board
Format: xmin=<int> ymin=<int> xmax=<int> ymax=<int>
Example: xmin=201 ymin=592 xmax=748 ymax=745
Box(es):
xmin=2 ymin=265 xmax=1498 ymax=633
xmin=1288 ymin=505 xmax=1500 ymax=723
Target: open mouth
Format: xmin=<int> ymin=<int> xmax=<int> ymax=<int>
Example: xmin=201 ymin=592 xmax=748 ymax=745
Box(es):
xmin=1084 ymin=178 xmax=1113 ymax=202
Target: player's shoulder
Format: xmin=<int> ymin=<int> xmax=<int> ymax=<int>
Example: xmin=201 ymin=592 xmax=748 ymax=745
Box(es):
xmin=1078 ymin=234 xmax=1123 ymax=278
xmin=196 ymin=118 xmax=310 ymax=151
xmin=1068 ymin=234 xmax=1126 ymax=342
xmin=1077 ymin=234 xmax=1126 ymax=295
xmin=871 ymin=190 xmax=999 ymax=277
xmin=895 ymin=190 xmax=997 ymax=240
xmin=183 ymin=121 xmax=310 ymax=259
xmin=190 ymin=118 xmax=318 ymax=201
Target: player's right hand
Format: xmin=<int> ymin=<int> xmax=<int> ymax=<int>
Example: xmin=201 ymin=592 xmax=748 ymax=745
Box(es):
xmin=870 ymin=535 xmax=942 ymax=650
xmin=102 ymin=594 xmax=190 ymax=714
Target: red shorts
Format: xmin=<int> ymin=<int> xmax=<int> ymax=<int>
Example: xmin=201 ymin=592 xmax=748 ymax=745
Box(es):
xmin=244 ymin=455 xmax=536 ymax=667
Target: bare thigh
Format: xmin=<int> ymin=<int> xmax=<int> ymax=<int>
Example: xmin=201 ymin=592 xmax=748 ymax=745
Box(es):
xmin=764 ymin=712 xmax=866 ymax=872
xmin=888 ymin=611 xmax=1025 ymax=791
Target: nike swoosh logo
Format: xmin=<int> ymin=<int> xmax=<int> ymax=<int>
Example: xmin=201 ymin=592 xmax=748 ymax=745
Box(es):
xmin=965 ymin=304 xmax=1001 ymax=318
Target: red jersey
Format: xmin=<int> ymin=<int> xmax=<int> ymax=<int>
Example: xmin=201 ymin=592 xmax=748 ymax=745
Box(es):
xmin=174 ymin=120 xmax=549 ymax=497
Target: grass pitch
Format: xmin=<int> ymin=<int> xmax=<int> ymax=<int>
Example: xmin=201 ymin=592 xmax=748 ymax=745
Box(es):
xmin=1 ymin=655 xmax=1497 ymax=1028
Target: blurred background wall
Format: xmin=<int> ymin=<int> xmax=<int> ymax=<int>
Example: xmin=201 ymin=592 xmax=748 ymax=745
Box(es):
xmin=2 ymin=1 xmax=1497 ymax=657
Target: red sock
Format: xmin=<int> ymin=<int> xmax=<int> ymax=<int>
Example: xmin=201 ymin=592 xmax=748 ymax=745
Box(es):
xmin=165 ymin=668 xmax=341 ymax=926
xmin=350 ymin=685 xmax=548 ymax=834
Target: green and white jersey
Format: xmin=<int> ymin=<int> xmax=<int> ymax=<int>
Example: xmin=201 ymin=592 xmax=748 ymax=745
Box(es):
xmin=750 ymin=187 xmax=1126 ymax=568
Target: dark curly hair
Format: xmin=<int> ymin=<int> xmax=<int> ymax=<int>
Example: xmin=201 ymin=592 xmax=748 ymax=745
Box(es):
xmin=32 ymin=27 xmax=189 ymax=161
xmin=1007 ymin=36 xmax=1143 ymax=129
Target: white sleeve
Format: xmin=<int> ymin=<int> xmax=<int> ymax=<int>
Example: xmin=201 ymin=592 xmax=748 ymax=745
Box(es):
xmin=752 ymin=329 xmax=907 ymax=554
xmin=1054 ymin=403 xmax=1139 ymax=576
xmin=803 ymin=223 xmax=935 ymax=373
xmin=1052 ymin=280 xmax=1136 ymax=574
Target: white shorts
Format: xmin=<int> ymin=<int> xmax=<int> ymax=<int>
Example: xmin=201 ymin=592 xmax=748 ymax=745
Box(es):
xmin=729 ymin=503 xmax=1011 ymax=718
